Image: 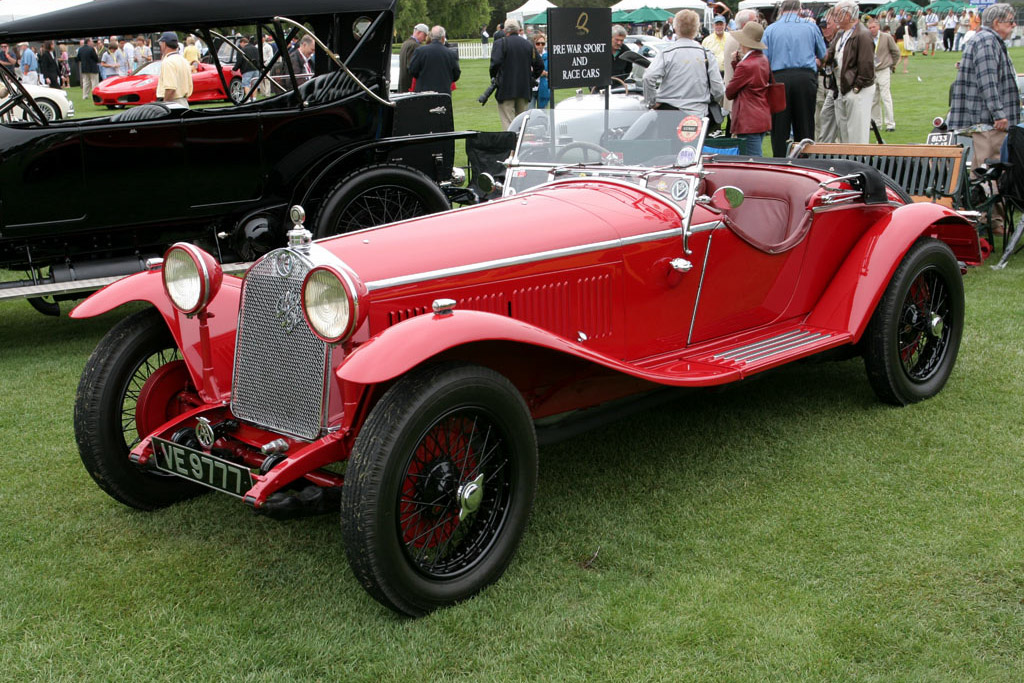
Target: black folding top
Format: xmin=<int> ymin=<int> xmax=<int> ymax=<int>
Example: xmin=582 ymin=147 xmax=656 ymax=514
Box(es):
xmin=0 ymin=0 xmax=395 ymax=41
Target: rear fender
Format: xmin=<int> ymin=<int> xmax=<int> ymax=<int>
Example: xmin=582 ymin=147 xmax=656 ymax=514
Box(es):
xmin=70 ymin=269 xmax=242 ymax=403
xmin=806 ymin=202 xmax=975 ymax=341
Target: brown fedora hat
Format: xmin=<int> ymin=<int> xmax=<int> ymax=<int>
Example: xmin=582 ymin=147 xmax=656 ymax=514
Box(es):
xmin=730 ymin=22 xmax=766 ymax=51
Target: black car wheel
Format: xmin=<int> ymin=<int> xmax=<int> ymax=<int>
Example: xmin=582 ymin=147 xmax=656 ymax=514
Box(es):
xmin=74 ymin=308 xmax=205 ymax=509
xmin=341 ymin=363 xmax=538 ymax=616
xmin=863 ymin=237 xmax=964 ymax=405
xmin=228 ymin=77 xmax=244 ymax=104
xmin=314 ymin=164 xmax=450 ymax=238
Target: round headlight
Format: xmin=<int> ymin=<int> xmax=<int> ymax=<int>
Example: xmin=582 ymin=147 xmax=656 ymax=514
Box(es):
xmin=162 ymin=243 xmax=221 ymax=315
xmin=303 ymin=266 xmax=356 ymax=343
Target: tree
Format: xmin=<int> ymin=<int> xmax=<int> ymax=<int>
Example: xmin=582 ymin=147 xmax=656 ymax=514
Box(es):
xmin=427 ymin=0 xmax=492 ymax=38
xmin=396 ymin=0 xmax=430 ymax=41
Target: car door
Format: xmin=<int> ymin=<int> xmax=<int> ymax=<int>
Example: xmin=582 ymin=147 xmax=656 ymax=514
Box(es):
xmin=0 ymin=125 xmax=85 ymax=234
xmin=82 ymin=117 xmax=185 ymax=226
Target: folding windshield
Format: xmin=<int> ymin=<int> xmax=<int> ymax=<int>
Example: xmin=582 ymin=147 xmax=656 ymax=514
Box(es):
xmin=504 ymin=109 xmax=713 ymax=196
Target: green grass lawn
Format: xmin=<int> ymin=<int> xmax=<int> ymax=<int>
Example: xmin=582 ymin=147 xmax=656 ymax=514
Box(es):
xmin=2 ymin=48 xmax=1024 ymax=680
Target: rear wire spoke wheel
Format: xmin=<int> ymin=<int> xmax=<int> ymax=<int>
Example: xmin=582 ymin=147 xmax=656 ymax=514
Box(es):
xmin=341 ymin=363 xmax=537 ymax=616
xmin=74 ymin=307 xmax=205 ymax=509
xmin=314 ymin=164 xmax=450 ymax=238
xmin=864 ymin=237 xmax=964 ymax=405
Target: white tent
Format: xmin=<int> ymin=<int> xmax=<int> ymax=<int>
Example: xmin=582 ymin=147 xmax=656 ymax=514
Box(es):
xmin=0 ymin=0 xmax=92 ymax=25
xmin=610 ymin=0 xmax=706 ymax=11
xmin=505 ymin=0 xmax=556 ymax=27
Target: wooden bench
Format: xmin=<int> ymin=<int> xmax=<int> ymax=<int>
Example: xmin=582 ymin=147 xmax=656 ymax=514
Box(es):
xmin=787 ymin=142 xmax=968 ymax=208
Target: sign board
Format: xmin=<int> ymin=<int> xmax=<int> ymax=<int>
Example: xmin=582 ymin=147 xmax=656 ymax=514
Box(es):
xmin=548 ymin=7 xmax=612 ymax=89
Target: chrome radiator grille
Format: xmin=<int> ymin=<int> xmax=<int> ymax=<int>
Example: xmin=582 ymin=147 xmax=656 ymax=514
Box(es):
xmin=231 ymin=249 xmax=329 ymax=440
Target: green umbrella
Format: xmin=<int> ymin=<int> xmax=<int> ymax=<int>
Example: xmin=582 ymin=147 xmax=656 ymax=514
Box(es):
xmin=523 ymin=10 xmax=547 ymax=25
xmin=611 ymin=10 xmax=633 ymax=23
xmin=923 ymin=0 xmax=970 ymax=13
xmin=871 ymin=0 xmax=923 ymax=14
xmin=621 ymin=6 xmax=675 ymax=24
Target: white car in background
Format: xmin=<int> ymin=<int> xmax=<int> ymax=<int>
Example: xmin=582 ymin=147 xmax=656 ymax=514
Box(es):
xmin=0 ymin=82 xmax=75 ymax=121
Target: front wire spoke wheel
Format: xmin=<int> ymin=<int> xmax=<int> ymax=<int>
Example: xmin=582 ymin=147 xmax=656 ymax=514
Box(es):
xmin=341 ymin=363 xmax=537 ymax=616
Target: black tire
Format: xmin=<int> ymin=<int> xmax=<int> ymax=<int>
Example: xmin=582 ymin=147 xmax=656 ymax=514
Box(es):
xmin=314 ymin=164 xmax=450 ymax=238
xmin=228 ymin=77 xmax=244 ymax=104
xmin=341 ymin=363 xmax=538 ymax=616
xmin=74 ymin=308 xmax=205 ymax=509
xmin=863 ymin=237 xmax=964 ymax=405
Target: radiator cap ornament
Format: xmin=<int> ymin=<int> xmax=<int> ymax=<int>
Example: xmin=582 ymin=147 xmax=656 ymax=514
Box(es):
xmin=287 ymin=205 xmax=312 ymax=251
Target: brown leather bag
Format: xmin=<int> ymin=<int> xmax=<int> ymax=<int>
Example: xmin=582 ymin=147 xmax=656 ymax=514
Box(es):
xmin=767 ymin=76 xmax=786 ymax=114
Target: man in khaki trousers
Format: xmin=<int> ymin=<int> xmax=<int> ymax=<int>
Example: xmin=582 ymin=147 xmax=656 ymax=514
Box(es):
xmin=869 ymin=19 xmax=900 ymax=131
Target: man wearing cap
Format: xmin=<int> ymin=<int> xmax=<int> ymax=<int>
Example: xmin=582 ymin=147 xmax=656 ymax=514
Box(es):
xmin=869 ymin=18 xmax=899 ymax=132
xmin=408 ymin=26 xmax=460 ymax=93
xmin=702 ymin=15 xmax=729 ymax=75
xmin=762 ymin=0 xmax=826 ymax=156
xmin=156 ymin=32 xmax=193 ymax=109
xmin=399 ymin=23 xmax=429 ymax=93
xmin=825 ymin=0 xmax=874 ymax=143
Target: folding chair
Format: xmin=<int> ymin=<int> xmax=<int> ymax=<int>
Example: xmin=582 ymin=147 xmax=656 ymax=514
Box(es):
xmin=992 ymin=125 xmax=1024 ymax=269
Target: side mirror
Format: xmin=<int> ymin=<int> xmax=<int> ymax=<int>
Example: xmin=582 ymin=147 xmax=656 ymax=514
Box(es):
xmin=477 ymin=172 xmax=501 ymax=194
xmin=710 ymin=186 xmax=744 ymax=210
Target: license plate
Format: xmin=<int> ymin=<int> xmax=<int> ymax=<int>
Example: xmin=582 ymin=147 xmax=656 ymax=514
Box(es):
xmin=151 ymin=437 xmax=255 ymax=498
xmin=926 ymin=132 xmax=955 ymax=145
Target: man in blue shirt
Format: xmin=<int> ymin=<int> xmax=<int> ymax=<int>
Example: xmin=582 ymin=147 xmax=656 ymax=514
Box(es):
xmin=18 ymin=42 xmax=38 ymax=83
xmin=763 ymin=0 xmax=827 ymax=156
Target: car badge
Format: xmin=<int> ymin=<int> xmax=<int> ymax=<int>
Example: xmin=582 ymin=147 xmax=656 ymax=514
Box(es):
xmin=676 ymin=147 xmax=698 ymax=167
xmin=274 ymin=288 xmax=302 ymax=334
xmin=655 ymin=179 xmax=669 ymax=192
xmin=677 ymin=115 xmax=701 ymax=143
xmin=671 ymin=180 xmax=689 ymax=202
xmin=195 ymin=417 xmax=216 ymax=449
xmin=275 ymin=251 xmax=294 ymax=278
xmin=429 ymin=105 xmax=448 ymax=115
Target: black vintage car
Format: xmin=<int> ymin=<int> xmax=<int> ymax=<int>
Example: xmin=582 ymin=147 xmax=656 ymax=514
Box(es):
xmin=0 ymin=0 xmax=467 ymax=313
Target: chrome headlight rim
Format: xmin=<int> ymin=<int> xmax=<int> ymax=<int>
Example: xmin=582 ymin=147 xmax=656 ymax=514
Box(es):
xmin=302 ymin=264 xmax=361 ymax=344
xmin=163 ymin=243 xmax=211 ymax=315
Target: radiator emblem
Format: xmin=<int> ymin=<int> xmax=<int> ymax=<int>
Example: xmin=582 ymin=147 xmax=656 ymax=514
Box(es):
xmin=275 ymin=288 xmax=302 ymax=334
xmin=275 ymin=251 xmax=294 ymax=277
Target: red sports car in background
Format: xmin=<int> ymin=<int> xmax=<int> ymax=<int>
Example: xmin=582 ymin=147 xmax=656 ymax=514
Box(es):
xmin=92 ymin=60 xmax=244 ymax=107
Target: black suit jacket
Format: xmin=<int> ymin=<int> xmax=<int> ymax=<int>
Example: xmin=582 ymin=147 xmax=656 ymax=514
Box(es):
xmin=489 ymin=35 xmax=543 ymax=102
xmin=408 ymin=41 xmax=460 ymax=93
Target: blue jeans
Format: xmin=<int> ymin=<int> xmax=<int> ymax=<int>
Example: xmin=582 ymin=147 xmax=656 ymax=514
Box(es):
xmin=737 ymin=133 xmax=764 ymax=156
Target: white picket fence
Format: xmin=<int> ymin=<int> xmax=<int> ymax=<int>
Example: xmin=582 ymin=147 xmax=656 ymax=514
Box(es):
xmin=451 ymin=42 xmax=492 ymax=60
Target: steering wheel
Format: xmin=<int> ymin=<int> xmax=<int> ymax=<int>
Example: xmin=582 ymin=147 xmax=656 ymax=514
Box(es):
xmin=555 ymin=140 xmax=614 ymax=163
xmin=610 ymin=76 xmax=629 ymax=91
xmin=0 ymin=65 xmax=49 ymax=125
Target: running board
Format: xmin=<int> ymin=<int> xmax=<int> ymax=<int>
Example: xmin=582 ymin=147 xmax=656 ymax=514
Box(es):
xmin=685 ymin=326 xmax=852 ymax=374
xmin=0 ymin=262 xmax=251 ymax=303
xmin=639 ymin=325 xmax=852 ymax=384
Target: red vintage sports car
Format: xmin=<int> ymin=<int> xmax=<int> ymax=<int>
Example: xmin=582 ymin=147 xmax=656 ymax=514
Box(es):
xmin=71 ymin=113 xmax=981 ymax=616
xmin=91 ymin=60 xmax=244 ymax=107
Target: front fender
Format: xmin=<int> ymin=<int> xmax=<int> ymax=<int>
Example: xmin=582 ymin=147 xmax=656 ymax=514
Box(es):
xmin=337 ymin=309 xmax=740 ymax=387
xmin=70 ymin=269 xmax=243 ymax=403
xmin=806 ymin=202 xmax=975 ymax=341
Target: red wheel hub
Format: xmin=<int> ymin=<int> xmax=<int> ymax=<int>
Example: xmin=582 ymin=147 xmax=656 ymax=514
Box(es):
xmin=135 ymin=360 xmax=194 ymax=437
